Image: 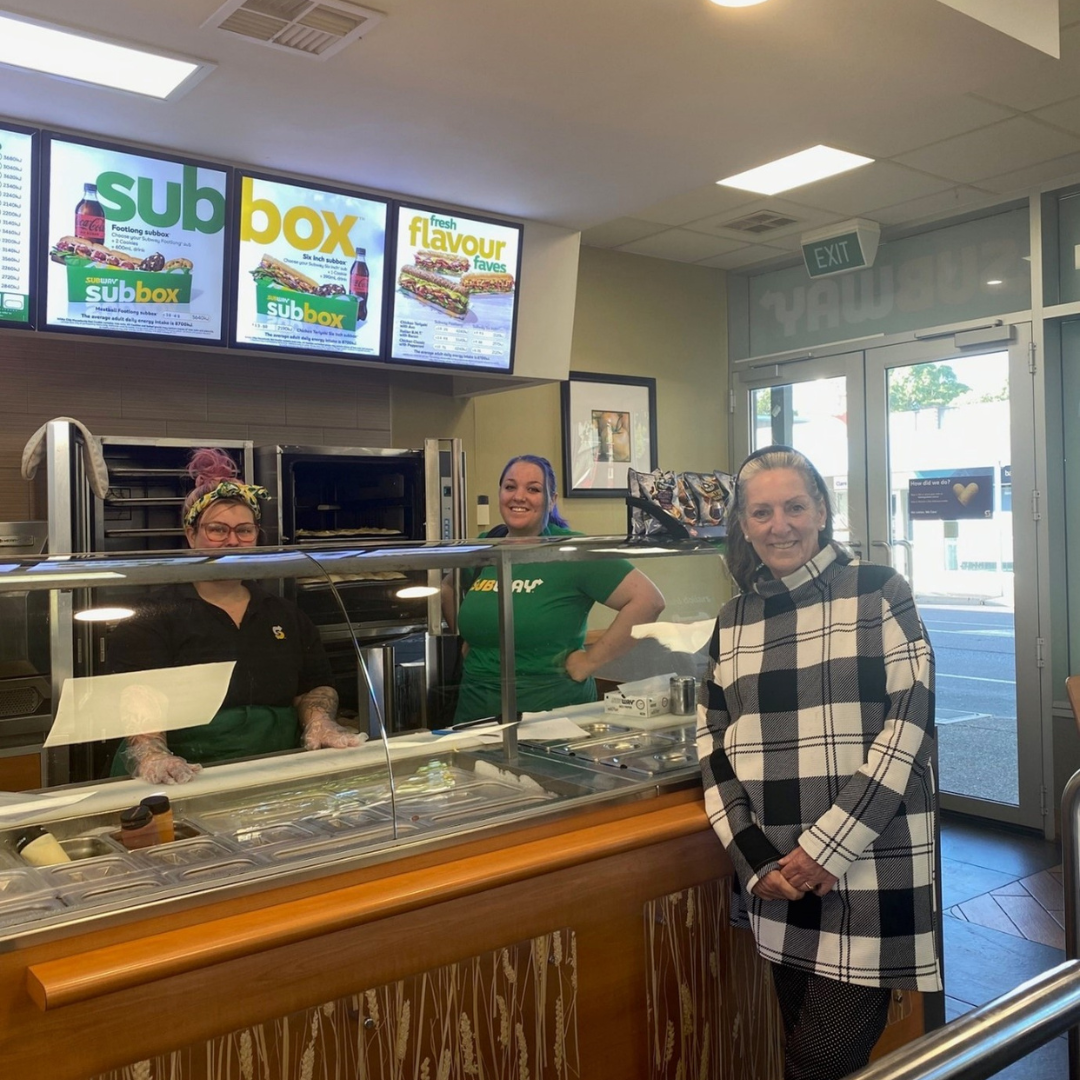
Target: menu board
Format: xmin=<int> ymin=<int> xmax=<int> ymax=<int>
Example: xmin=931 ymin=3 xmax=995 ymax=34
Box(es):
xmin=389 ymin=203 xmax=522 ymax=372
xmin=0 ymin=124 xmax=35 ymax=327
xmin=43 ymin=135 xmax=228 ymax=343
xmin=231 ymin=172 xmax=387 ymax=358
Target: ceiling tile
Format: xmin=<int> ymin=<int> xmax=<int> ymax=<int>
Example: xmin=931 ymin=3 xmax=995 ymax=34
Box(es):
xmin=824 ymin=95 xmax=1015 ymax=159
xmin=894 ymin=116 xmax=1080 ymax=182
xmin=1064 ymin=0 xmax=1080 ymax=27
xmin=1033 ymin=94 xmax=1080 ymax=135
xmin=696 ymin=245 xmax=791 ymax=270
xmin=976 ymin=150 xmax=1080 ymax=194
xmin=786 ymin=161 xmax=953 ymax=217
xmin=971 ymin=23 xmax=1080 ymax=111
xmin=864 ymin=185 xmax=1000 ymax=226
xmin=630 ymin=184 xmax=759 ymax=227
xmin=616 ymin=229 xmax=749 ymax=262
xmin=683 ymin=197 xmax=843 ymax=242
xmin=579 ymin=217 xmax=667 ymax=248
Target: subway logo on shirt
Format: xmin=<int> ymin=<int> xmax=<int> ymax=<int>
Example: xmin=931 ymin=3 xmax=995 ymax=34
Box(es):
xmin=469 ymin=578 xmax=544 ymax=594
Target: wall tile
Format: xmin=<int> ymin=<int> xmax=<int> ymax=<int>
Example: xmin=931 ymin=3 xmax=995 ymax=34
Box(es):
xmin=0 ymin=468 xmax=31 ymax=520
xmin=284 ymin=388 xmax=358 ymax=429
xmin=122 ymin=374 xmax=208 ymax=421
xmin=247 ymin=424 xmax=326 ymax=447
xmin=0 ymin=353 xmax=29 ymax=414
xmin=319 ymin=427 xmax=395 ymax=449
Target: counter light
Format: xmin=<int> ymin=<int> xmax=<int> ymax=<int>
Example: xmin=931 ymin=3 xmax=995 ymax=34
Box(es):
xmin=395 ymin=586 xmax=440 ymax=599
xmin=74 ymin=607 xmax=135 ymax=623
xmin=718 ymin=145 xmax=873 ymax=196
xmin=0 ymin=12 xmax=212 ymax=100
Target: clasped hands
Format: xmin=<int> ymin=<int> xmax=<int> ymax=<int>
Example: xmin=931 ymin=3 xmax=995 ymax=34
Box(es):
xmin=752 ymin=847 xmax=839 ymax=902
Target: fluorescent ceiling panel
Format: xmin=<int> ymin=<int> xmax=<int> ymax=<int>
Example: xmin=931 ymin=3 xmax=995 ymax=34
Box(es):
xmin=718 ymin=146 xmax=874 ymax=196
xmin=0 ymin=12 xmax=210 ymax=99
xmin=935 ymin=0 xmax=1059 ymax=58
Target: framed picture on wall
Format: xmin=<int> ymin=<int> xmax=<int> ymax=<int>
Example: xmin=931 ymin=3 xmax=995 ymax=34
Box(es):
xmin=560 ymin=371 xmax=657 ymax=497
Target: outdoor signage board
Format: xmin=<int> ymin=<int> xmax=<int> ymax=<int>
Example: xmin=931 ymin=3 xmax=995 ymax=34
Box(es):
xmin=909 ymin=470 xmax=995 ymax=520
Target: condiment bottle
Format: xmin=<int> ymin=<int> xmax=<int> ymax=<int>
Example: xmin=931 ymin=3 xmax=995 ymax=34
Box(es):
xmin=119 ymin=805 xmax=160 ymax=850
xmin=140 ymin=794 xmax=175 ymax=843
xmin=16 ymin=825 xmax=71 ymax=867
xmin=74 ymin=182 xmax=105 ymax=244
xmin=349 ymin=249 xmax=369 ymax=322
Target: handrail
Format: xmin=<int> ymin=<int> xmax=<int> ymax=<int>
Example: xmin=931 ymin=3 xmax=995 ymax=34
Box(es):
xmin=1063 ymin=767 xmax=1080 ymax=1078
xmin=843 ymin=768 xmax=1080 ymax=1080
xmin=846 ymin=959 xmax=1080 ymax=1080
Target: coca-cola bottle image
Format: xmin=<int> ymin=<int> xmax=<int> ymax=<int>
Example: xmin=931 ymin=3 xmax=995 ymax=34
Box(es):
xmin=349 ymin=249 xmax=369 ymax=322
xmin=74 ymin=183 xmax=105 ymax=245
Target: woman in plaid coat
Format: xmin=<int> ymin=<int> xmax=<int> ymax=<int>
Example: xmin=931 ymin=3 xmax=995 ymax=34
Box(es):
xmin=698 ymin=446 xmax=940 ymax=1080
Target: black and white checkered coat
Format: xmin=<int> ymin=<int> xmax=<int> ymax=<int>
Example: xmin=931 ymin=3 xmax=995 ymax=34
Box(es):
xmin=697 ymin=543 xmax=941 ymax=991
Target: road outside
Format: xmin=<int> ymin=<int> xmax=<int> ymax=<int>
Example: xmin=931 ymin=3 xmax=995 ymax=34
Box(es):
xmin=920 ymin=603 xmax=1018 ymax=805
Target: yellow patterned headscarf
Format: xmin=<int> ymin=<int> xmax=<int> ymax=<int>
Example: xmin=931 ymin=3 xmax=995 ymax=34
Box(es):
xmin=183 ymin=480 xmax=270 ymax=528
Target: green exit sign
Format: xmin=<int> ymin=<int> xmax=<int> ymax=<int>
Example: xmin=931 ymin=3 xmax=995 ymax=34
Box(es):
xmin=802 ymin=231 xmax=866 ymax=277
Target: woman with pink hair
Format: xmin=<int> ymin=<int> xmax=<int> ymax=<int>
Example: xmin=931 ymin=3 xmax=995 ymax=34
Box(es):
xmin=107 ymin=449 xmax=362 ymax=784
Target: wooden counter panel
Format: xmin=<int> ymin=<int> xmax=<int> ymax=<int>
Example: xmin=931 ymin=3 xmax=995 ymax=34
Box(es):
xmin=4 ymin=828 xmax=728 ymax=1080
xmin=0 ymin=752 xmax=40 ymax=791
xmin=27 ymin=800 xmax=712 ymax=1011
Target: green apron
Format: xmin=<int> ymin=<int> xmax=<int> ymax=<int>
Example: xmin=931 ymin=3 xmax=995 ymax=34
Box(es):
xmin=111 ymin=704 xmax=301 ymax=776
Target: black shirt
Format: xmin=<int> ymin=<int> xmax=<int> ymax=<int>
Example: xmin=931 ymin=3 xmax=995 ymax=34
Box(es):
xmin=106 ymin=583 xmax=333 ymax=707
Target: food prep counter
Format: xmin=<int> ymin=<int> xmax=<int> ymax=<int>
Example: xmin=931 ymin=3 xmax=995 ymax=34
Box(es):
xmin=0 ymin=538 xmax=928 ymax=1079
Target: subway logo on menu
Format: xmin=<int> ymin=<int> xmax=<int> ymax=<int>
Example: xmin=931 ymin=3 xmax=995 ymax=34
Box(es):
xmin=67 ymin=267 xmax=192 ymax=304
xmin=255 ymin=279 xmax=357 ymax=333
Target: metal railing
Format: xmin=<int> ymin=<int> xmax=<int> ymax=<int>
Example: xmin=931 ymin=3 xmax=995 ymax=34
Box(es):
xmin=841 ymin=769 xmax=1080 ymax=1080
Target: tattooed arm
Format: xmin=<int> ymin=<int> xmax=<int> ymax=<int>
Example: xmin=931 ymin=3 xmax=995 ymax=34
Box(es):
xmin=294 ymin=685 xmax=364 ymax=749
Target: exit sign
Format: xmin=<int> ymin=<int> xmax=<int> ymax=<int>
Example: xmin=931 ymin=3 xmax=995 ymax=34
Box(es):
xmin=802 ymin=232 xmax=866 ymax=277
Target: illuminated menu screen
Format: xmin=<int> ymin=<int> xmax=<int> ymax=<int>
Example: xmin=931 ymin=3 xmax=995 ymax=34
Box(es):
xmin=231 ymin=172 xmax=387 ymax=358
xmin=43 ymin=135 xmax=228 ymax=342
xmin=389 ymin=203 xmax=522 ymax=372
xmin=0 ymin=125 xmax=35 ymax=326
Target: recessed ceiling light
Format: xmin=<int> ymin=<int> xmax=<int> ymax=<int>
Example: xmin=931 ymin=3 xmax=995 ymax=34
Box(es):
xmin=986 ymin=279 xmax=1003 ymax=286
xmin=709 ymin=0 xmax=772 ymax=6
xmin=0 ymin=12 xmax=213 ymax=100
xmin=718 ymin=145 xmax=874 ymax=196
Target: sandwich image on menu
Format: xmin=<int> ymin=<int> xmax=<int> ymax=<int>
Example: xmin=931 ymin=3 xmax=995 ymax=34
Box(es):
xmin=50 ymin=235 xmax=196 ymax=304
xmin=249 ymin=253 xmax=360 ymax=332
xmin=398 ymin=264 xmax=470 ymax=319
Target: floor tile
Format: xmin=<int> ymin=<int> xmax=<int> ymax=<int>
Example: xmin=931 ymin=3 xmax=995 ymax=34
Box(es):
xmin=956 ymin=893 xmax=1022 ymax=937
xmin=941 ymin=818 xmax=1061 ymax=878
xmin=991 ymin=1036 xmax=1069 ymax=1079
xmin=993 ymin=894 xmax=1066 ymax=950
xmin=941 ymin=855 xmax=1018 ymax=908
xmin=1021 ymin=869 xmax=1064 ymax=913
xmin=943 ymin=916 xmax=1064 ymax=1008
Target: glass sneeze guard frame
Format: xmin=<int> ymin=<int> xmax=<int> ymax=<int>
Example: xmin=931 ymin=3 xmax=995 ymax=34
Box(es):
xmin=0 ymin=535 xmax=724 ymax=946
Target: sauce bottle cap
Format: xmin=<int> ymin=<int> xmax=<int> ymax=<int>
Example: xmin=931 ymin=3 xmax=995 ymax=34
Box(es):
xmin=140 ymin=795 xmax=171 ymax=816
xmin=120 ymin=805 xmax=154 ymax=829
xmin=14 ymin=825 xmax=48 ymax=853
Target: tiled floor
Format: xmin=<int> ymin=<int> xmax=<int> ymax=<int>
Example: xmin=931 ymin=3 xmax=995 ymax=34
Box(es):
xmin=941 ymin=813 xmax=1068 ymax=1078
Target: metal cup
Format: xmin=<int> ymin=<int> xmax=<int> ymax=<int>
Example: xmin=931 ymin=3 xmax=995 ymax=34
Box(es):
xmin=670 ymin=675 xmax=697 ymax=715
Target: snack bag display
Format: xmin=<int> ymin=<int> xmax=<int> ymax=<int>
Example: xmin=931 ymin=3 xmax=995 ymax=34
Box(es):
xmin=674 ymin=475 xmax=700 ymax=526
xmin=683 ymin=471 xmax=734 ymax=529
xmin=628 ymin=468 xmax=668 ymax=536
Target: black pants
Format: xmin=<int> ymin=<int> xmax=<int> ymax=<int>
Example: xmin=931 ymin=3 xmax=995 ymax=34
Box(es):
xmin=771 ymin=964 xmax=892 ymax=1080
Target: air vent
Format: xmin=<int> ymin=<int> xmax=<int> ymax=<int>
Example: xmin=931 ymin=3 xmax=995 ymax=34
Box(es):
xmin=204 ymin=0 xmax=383 ymax=60
xmin=719 ymin=210 xmax=800 ymax=234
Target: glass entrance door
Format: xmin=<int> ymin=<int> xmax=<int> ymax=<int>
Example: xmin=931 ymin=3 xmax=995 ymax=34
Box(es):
xmin=734 ymin=325 xmax=1045 ymax=829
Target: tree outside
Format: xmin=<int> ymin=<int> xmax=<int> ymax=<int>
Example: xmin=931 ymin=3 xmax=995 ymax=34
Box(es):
xmin=888 ymin=363 xmax=970 ymax=412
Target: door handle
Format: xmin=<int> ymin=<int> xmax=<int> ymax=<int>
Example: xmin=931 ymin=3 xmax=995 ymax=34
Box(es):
xmin=871 ymin=539 xmax=894 ymax=566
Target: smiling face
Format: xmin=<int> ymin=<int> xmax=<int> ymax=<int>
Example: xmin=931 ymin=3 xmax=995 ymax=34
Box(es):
xmin=184 ymin=499 xmax=259 ymax=550
xmin=499 ymin=461 xmax=552 ymax=537
xmin=741 ymin=467 xmax=826 ymax=578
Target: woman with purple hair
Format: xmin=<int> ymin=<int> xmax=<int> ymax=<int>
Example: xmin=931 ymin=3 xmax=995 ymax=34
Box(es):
xmin=448 ymin=454 xmax=664 ymax=723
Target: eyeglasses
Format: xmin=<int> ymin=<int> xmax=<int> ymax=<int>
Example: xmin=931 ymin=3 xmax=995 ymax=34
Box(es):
xmin=200 ymin=522 xmax=259 ymax=543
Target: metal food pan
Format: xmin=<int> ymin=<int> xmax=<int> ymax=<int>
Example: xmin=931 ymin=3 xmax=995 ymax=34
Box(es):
xmin=163 ymin=857 xmax=264 ymax=885
xmin=42 ymin=856 xmax=142 ymax=886
xmin=0 ymin=896 xmax=66 ymax=928
xmin=263 ymin=823 xmax=420 ymax=862
xmin=0 ymin=867 xmax=50 ymax=899
xmin=58 ymin=875 xmax=164 ymax=908
xmin=228 ymin=821 xmax=319 ymax=850
xmin=610 ymin=746 xmax=700 ymax=776
xmin=60 ymin=835 xmax=125 ymax=861
xmin=420 ymin=794 xmax=557 ymax=828
xmin=394 ymin=781 xmax=527 ymax=815
xmin=567 ymin=732 xmax=678 ymax=762
xmin=134 ymin=836 xmax=238 ymax=869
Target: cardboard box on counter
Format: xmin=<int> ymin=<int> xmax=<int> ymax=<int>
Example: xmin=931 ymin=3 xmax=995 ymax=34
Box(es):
xmin=603 ymin=690 xmax=671 ymax=718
